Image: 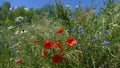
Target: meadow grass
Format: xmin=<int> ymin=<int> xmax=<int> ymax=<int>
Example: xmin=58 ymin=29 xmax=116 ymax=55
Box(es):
xmin=0 ymin=0 xmax=120 ymax=68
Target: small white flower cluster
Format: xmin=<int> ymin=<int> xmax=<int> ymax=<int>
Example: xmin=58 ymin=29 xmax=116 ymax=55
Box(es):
xmin=15 ymin=30 xmax=28 ymax=35
xmin=15 ymin=16 xmax=24 ymax=23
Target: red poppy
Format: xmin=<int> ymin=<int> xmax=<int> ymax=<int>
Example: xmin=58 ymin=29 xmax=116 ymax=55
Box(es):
xmin=55 ymin=40 xmax=62 ymax=52
xmin=56 ymin=28 xmax=64 ymax=34
xmin=52 ymin=54 xmax=65 ymax=63
xmin=16 ymin=58 xmax=22 ymax=64
xmin=41 ymin=49 xmax=46 ymax=57
xmin=30 ymin=40 xmax=38 ymax=44
xmin=43 ymin=40 xmax=54 ymax=49
xmin=66 ymin=37 xmax=77 ymax=46
xmin=34 ymin=40 xmax=38 ymax=44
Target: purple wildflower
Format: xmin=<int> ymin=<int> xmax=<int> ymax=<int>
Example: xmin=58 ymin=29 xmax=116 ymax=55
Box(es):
xmin=93 ymin=36 xmax=97 ymax=41
xmin=15 ymin=19 xmax=20 ymax=23
xmin=9 ymin=40 xmax=16 ymax=45
xmin=69 ymin=15 xmax=74 ymax=19
xmin=102 ymin=41 xmax=109 ymax=45
xmin=103 ymin=30 xmax=108 ymax=34
xmin=69 ymin=28 xmax=75 ymax=32
xmin=78 ymin=28 xmax=84 ymax=34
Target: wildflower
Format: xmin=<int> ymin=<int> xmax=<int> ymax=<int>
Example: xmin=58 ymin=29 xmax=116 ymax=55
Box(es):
xmin=66 ymin=37 xmax=77 ymax=46
xmin=21 ymin=30 xmax=28 ymax=34
xmin=16 ymin=58 xmax=22 ymax=64
xmin=15 ymin=19 xmax=20 ymax=23
xmin=15 ymin=31 xmax=19 ymax=35
xmin=43 ymin=40 xmax=54 ymax=49
xmin=33 ymin=40 xmax=38 ymax=44
xmin=78 ymin=28 xmax=84 ymax=34
xmin=9 ymin=40 xmax=16 ymax=45
xmin=102 ymin=41 xmax=109 ymax=45
xmin=10 ymin=37 xmax=15 ymax=41
xmin=16 ymin=16 xmax=24 ymax=20
xmin=69 ymin=15 xmax=74 ymax=19
xmin=52 ymin=54 xmax=65 ymax=63
xmin=56 ymin=28 xmax=64 ymax=34
xmin=55 ymin=40 xmax=62 ymax=52
xmin=41 ymin=49 xmax=46 ymax=57
xmin=93 ymin=36 xmax=96 ymax=40
xmin=93 ymin=35 xmax=97 ymax=41
xmin=103 ymin=30 xmax=108 ymax=34
xmin=15 ymin=16 xmax=24 ymax=23
xmin=9 ymin=37 xmax=16 ymax=45
xmin=69 ymin=28 xmax=75 ymax=32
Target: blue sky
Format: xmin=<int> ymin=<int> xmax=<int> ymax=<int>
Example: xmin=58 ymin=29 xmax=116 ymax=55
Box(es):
xmin=0 ymin=0 xmax=104 ymax=8
xmin=0 ymin=0 xmax=104 ymax=12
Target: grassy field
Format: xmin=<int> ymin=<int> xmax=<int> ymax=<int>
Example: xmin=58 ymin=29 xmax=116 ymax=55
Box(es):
xmin=0 ymin=0 xmax=120 ymax=68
